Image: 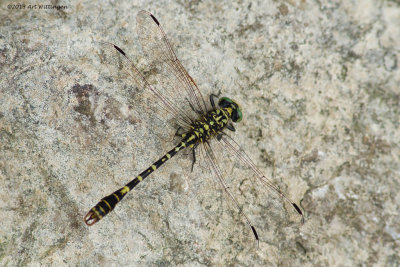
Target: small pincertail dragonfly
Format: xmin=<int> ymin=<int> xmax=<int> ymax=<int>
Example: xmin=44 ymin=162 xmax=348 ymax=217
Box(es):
xmin=84 ymin=10 xmax=304 ymax=245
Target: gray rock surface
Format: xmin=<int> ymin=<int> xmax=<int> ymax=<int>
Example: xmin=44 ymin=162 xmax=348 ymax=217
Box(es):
xmin=1 ymin=0 xmax=399 ymax=266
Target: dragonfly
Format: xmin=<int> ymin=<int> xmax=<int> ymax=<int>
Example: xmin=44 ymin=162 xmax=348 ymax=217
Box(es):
xmin=84 ymin=10 xmax=304 ymax=244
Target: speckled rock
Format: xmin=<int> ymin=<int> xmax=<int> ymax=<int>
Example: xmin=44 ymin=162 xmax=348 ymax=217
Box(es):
xmin=1 ymin=0 xmax=399 ymax=266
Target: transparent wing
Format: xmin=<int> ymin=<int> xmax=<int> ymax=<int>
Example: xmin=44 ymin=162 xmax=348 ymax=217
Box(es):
xmin=136 ymin=10 xmax=208 ymax=118
xmin=218 ymin=134 xmax=304 ymax=224
xmin=96 ymin=41 xmax=194 ymax=129
xmin=202 ymin=141 xmax=260 ymax=245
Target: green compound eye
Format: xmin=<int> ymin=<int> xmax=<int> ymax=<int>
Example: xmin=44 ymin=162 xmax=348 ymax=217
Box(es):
xmin=218 ymin=97 xmax=242 ymax=122
xmin=218 ymin=97 xmax=233 ymax=106
xmin=233 ymin=106 xmax=242 ymax=122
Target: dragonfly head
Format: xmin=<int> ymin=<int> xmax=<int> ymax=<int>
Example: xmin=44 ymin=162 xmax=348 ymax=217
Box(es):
xmin=218 ymin=97 xmax=243 ymax=123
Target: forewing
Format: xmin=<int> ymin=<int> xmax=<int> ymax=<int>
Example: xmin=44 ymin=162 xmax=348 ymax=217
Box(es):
xmin=96 ymin=41 xmax=193 ymax=129
xmin=136 ymin=10 xmax=208 ymax=118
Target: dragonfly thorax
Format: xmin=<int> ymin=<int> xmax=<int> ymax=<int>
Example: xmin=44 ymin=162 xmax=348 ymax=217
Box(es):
xmin=182 ymin=97 xmax=242 ymax=145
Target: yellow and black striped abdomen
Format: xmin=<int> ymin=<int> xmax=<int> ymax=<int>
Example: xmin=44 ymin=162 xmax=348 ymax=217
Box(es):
xmin=84 ymin=140 xmax=190 ymax=225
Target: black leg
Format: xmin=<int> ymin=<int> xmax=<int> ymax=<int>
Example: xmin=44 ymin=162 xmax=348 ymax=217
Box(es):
xmin=209 ymin=94 xmax=218 ymax=108
xmin=167 ymin=126 xmax=186 ymax=143
xmin=187 ymin=98 xmax=203 ymax=115
xmin=227 ymin=123 xmax=236 ymax=132
xmin=209 ymin=91 xmax=221 ymax=108
xmin=174 ymin=126 xmax=185 ymax=137
xmin=191 ymin=144 xmax=199 ymax=172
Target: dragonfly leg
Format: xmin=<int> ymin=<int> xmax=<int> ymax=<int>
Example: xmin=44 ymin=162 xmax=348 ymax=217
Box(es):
xmin=174 ymin=126 xmax=186 ymax=137
xmin=209 ymin=91 xmax=221 ymax=108
xmin=226 ymin=123 xmax=236 ymax=132
xmin=187 ymin=97 xmax=203 ymax=115
xmin=191 ymin=143 xmax=199 ymax=172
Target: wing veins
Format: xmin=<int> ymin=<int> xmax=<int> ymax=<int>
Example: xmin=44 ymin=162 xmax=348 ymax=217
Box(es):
xmin=203 ymin=142 xmax=259 ymax=245
xmin=219 ymin=134 xmax=304 ymax=222
xmin=99 ymin=41 xmax=193 ymax=128
xmin=137 ymin=10 xmax=208 ymax=116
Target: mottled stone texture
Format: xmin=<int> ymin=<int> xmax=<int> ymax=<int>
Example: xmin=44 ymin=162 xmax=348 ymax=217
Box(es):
xmin=0 ymin=0 xmax=399 ymax=266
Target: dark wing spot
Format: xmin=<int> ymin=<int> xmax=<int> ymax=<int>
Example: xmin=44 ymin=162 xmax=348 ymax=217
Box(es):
xmin=251 ymin=226 xmax=260 ymax=248
xmin=113 ymin=45 xmax=126 ymax=56
xmin=150 ymin=14 xmax=160 ymax=25
xmin=293 ymin=203 xmax=303 ymax=215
